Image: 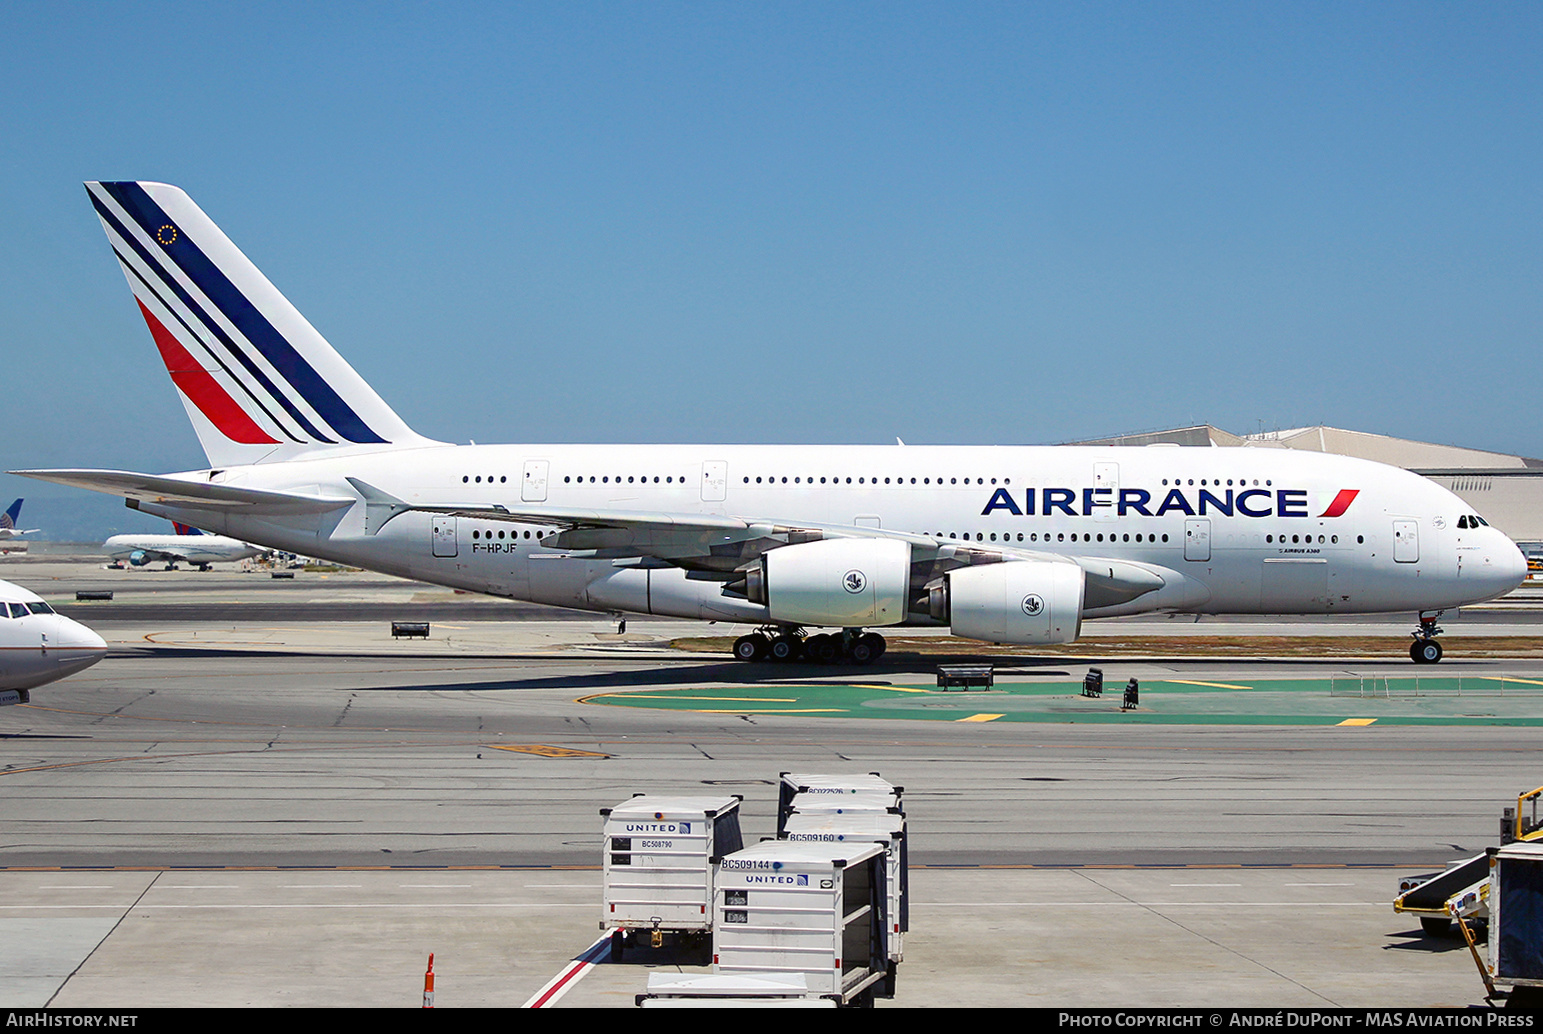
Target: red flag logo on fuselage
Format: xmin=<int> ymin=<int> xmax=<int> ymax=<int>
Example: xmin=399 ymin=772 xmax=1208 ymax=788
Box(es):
xmin=1319 ymin=489 xmax=1359 ymax=518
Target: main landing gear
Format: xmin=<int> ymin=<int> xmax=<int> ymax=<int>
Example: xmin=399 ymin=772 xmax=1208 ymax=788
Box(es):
xmin=731 ymin=627 xmax=888 ymax=665
xmin=1410 ymin=611 xmax=1445 ymax=664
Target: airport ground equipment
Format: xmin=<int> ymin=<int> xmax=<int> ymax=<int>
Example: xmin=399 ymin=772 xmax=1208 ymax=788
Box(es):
xmin=782 ymin=808 xmax=908 ymax=993
xmin=1480 ymin=842 xmax=1543 ymax=1008
xmin=713 ymin=840 xmax=890 ymax=1008
xmin=776 ymin=772 xmax=902 ymax=835
xmin=600 ymin=795 xmax=744 ymax=957
xmin=936 ymin=663 xmax=994 ymax=691
xmin=1395 ymin=784 xmax=1543 ymax=935
xmin=1081 ymin=667 xmax=1103 ymax=697
xmin=1502 ymin=785 xmax=1543 ymax=845
xmin=636 ymin=973 xmax=836 ymax=1008
xmin=784 ymin=792 xmax=902 ymax=831
xmin=74 ymin=590 xmax=113 ymax=601
xmin=1122 ymin=677 xmax=1140 ymax=710
xmin=1396 ymin=854 xmax=1492 ymax=936
xmin=390 ymin=620 xmax=430 ymax=639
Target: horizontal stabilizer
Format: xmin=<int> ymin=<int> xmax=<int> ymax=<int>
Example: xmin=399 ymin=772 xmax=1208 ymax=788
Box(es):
xmin=11 ymin=469 xmax=354 ymax=515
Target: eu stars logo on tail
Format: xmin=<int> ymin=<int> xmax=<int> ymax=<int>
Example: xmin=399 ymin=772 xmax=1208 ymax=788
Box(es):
xmin=83 ymin=181 xmax=438 ymax=468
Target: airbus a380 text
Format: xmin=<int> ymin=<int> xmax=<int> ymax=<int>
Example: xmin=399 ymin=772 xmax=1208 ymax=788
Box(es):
xmin=14 ymin=182 xmax=1527 ymax=664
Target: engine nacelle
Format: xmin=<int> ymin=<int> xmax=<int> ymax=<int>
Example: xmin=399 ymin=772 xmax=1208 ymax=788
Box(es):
xmin=129 ymin=550 xmax=151 ymax=567
xmin=931 ymin=560 xmax=1084 ymax=645
xmin=747 ymin=538 xmax=911 ymax=627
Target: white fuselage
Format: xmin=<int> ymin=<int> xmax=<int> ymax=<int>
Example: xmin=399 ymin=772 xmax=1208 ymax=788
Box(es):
xmin=128 ymin=442 xmax=1527 ymax=627
xmin=103 ymin=533 xmax=262 ymax=566
xmin=0 ymin=579 xmax=108 ymax=695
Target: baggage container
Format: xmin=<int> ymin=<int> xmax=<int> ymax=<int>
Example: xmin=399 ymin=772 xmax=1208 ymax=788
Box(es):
xmin=713 ymin=840 xmax=889 ymax=1007
xmin=600 ymin=794 xmax=743 ymax=955
xmin=636 ymin=973 xmax=836 ymax=1008
xmin=1489 ymin=842 xmax=1543 ymax=990
xmin=777 ymin=771 xmax=900 ymax=833
xmin=782 ymin=808 xmax=908 ymax=995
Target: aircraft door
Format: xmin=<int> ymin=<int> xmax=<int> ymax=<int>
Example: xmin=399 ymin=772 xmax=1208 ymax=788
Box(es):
xmin=1184 ymin=518 xmax=1211 ymax=561
xmin=701 ymin=461 xmax=727 ymax=502
xmin=1393 ymin=520 xmax=1419 ymax=563
xmin=431 ymin=516 xmax=458 ymax=558
xmin=1093 ymin=462 xmax=1119 ymax=523
xmin=522 ymin=460 xmax=549 ymax=503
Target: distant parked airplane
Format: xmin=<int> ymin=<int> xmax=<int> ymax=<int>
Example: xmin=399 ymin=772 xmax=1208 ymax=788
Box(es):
xmin=0 ymin=499 xmax=38 ymax=541
xmin=104 ymin=521 xmax=263 ymax=570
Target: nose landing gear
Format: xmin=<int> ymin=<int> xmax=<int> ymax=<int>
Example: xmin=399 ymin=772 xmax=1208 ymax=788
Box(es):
xmin=1410 ymin=611 xmax=1445 ymax=664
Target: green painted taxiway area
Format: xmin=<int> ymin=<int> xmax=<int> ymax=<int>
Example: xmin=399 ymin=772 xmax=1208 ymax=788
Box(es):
xmin=580 ymin=674 xmax=1543 ymax=726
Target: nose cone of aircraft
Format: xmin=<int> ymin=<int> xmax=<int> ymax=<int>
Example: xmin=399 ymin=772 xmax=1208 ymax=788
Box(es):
xmin=54 ymin=616 xmax=108 ymax=677
xmin=1473 ymin=532 xmax=1529 ymax=604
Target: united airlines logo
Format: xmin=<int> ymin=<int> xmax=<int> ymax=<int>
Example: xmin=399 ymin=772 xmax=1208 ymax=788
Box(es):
xmin=843 ymin=570 xmax=867 ymax=594
xmin=980 ymin=486 xmax=1360 ymax=520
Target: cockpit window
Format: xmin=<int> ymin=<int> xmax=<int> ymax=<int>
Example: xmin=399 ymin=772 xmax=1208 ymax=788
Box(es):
xmin=5 ymin=602 xmax=24 ymax=618
xmin=23 ymin=601 xmax=53 ymax=615
xmin=1458 ymin=516 xmax=1469 ymax=529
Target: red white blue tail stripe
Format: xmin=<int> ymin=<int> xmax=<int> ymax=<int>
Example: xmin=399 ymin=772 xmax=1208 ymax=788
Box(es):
xmin=86 ymin=182 xmax=432 ymax=466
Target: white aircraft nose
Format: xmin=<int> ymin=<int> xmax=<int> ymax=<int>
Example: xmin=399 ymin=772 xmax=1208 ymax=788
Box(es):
xmin=54 ymin=617 xmax=108 ymax=674
xmin=1497 ymin=536 xmax=1529 ymax=594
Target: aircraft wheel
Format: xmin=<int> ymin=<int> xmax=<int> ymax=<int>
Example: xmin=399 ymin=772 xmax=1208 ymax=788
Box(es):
xmin=1410 ymin=639 xmax=1443 ymax=664
xmin=861 ymin=632 xmax=887 ymax=660
xmin=769 ymin=635 xmax=801 ymax=662
xmin=733 ymin=635 xmax=767 ymax=662
xmin=849 ymin=636 xmax=879 ymax=665
xmin=807 ymin=634 xmax=839 ymax=664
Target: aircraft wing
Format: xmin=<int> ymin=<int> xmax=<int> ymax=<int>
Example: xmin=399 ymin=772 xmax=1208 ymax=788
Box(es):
xmin=12 ymin=469 xmax=355 ymax=515
xmin=347 ymin=480 xmax=1166 ymax=608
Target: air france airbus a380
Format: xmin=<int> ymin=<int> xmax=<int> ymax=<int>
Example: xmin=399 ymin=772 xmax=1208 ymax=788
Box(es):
xmin=13 ymin=182 xmax=1528 ymax=664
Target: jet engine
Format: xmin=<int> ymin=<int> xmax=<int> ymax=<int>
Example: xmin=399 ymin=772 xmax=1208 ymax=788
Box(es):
xmin=745 ymin=538 xmax=911 ymax=627
xmin=129 ymin=550 xmax=151 ymax=567
xmin=928 ymin=559 xmax=1085 ymax=645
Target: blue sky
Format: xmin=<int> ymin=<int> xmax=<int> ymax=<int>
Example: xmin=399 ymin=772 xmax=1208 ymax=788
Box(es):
xmin=2 ymin=2 xmax=1540 ymax=536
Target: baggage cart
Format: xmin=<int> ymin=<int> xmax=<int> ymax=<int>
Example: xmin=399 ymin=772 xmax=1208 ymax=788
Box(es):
xmin=782 ymin=808 xmax=908 ymax=996
xmin=713 ymin=840 xmax=889 ymax=1007
xmin=600 ymin=794 xmax=743 ymax=956
xmin=776 ymin=772 xmax=901 ymax=834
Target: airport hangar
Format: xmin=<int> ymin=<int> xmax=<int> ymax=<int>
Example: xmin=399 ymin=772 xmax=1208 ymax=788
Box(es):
xmin=1070 ymin=423 xmax=1543 ymax=553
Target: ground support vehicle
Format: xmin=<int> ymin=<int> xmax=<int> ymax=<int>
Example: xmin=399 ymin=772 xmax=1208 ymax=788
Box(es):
xmin=1477 ymin=842 xmax=1543 ymax=1009
xmin=1395 ymin=784 xmax=1543 ymax=937
xmin=782 ymin=808 xmax=908 ymax=996
xmin=776 ymin=772 xmax=902 ymax=834
xmin=636 ymin=973 xmax=836 ymax=1008
xmin=600 ymin=794 xmax=744 ymax=957
xmin=713 ymin=840 xmax=890 ymax=1008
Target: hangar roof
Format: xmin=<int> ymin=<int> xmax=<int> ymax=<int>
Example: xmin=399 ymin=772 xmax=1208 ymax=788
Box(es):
xmin=1067 ymin=424 xmax=1543 ymax=471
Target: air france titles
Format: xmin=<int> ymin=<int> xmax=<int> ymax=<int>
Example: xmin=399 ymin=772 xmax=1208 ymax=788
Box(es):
xmin=982 ymin=486 xmax=1358 ymax=520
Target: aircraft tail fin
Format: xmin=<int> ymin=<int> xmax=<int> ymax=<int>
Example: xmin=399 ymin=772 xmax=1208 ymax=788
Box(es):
xmin=171 ymin=522 xmax=205 ymax=536
xmin=85 ymin=182 xmax=441 ymax=468
xmin=0 ymin=499 xmax=20 ymax=531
